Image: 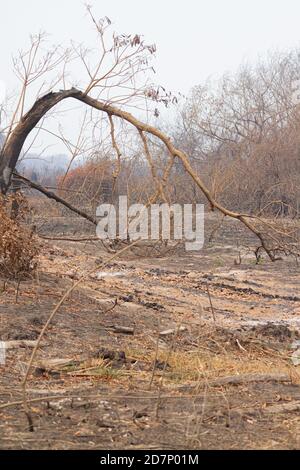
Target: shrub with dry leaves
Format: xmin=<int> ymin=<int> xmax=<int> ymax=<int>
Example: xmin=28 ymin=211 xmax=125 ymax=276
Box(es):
xmin=0 ymin=195 xmax=38 ymax=278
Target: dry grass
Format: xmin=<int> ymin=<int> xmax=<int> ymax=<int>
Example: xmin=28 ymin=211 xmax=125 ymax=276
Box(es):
xmin=163 ymin=350 xmax=294 ymax=382
xmin=124 ymin=342 xmax=296 ymax=386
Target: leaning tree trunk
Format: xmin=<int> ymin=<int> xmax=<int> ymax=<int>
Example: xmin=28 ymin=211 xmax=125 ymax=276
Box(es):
xmin=0 ymin=88 xmax=79 ymax=195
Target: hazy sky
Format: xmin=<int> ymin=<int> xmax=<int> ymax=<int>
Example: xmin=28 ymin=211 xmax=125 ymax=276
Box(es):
xmin=2 ymin=0 xmax=300 ymax=153
xmin=2 ymin=0 xmax=300 ymax=92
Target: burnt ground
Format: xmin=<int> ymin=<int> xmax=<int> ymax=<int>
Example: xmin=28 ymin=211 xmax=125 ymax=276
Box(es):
xmin=0 ymin=213 xmax=300 ymax=449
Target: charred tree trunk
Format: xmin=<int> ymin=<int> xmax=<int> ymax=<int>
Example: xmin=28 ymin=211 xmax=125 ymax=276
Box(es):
xmin=0 ymin=89 xmax=79 ymax=194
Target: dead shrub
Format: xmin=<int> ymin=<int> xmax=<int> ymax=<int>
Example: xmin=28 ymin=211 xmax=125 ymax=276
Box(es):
xmin=0 ymin=194 xmax=38 ymax=278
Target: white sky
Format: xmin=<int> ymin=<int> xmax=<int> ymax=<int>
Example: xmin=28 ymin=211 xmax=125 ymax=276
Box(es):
xmin=1 ymin=0 xmax=300 ymax=153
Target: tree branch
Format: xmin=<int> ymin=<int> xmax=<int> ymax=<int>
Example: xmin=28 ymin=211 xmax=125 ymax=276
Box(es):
xmin=13 ymin=172 xmax=97 ymax=226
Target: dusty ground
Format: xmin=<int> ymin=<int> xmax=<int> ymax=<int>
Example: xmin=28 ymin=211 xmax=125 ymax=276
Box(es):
xmin=0 ymin=213 xmax=300 ymax=449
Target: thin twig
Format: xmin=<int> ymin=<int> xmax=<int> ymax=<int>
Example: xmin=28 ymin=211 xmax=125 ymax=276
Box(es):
xmin=206 ymin=282 xmax=216 ymax=323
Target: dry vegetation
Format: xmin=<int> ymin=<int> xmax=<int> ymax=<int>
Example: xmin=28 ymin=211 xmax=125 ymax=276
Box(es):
xmin=0 ymin=195 xmax=38 ymax=278
xmin=0 ymin=7 xmax=300 ymax=450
